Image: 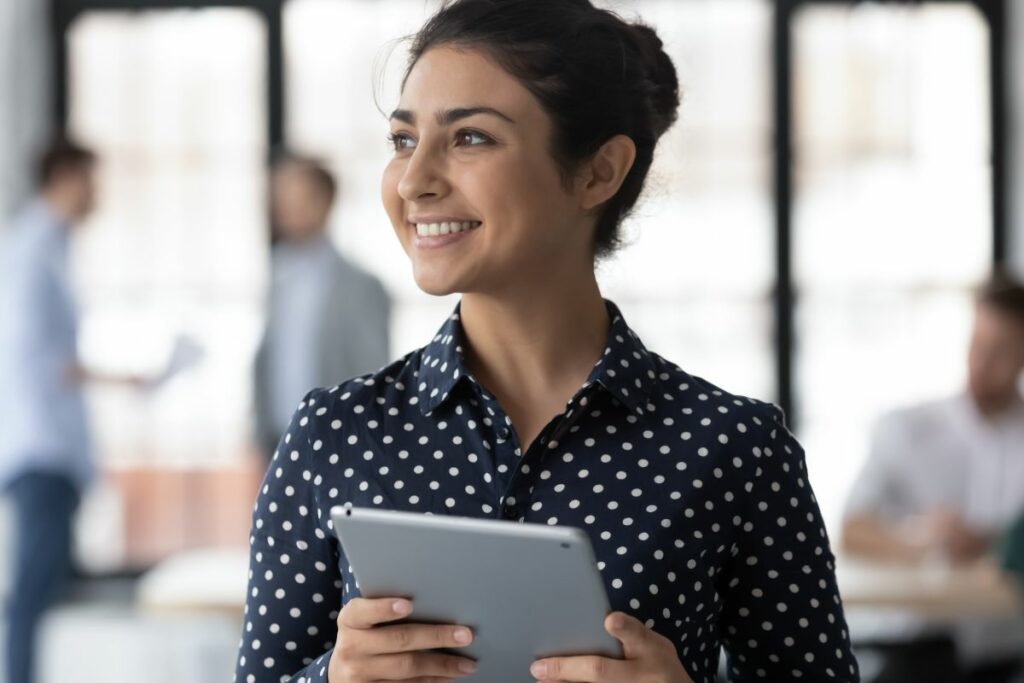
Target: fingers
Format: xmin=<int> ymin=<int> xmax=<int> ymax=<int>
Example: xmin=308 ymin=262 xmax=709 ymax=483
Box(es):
xmin=333 ymin=598 xmax=477 ymax=682
xmin=362 ymin=622 xmax=474 ymax=655
xmin=339 ymin=597 xmax=414 ymax=629
xmin=529 ymin=615 xmax=690 ymax=683
xmin=529 ymin=612 xmax=656 ymax=681
xmin=530 ymin=654 xmax=625 ymax=682
xmin=342 ymin=651 xmax=477 ymax=681
xmin=603 ymin=611 xmax=656 ymax=659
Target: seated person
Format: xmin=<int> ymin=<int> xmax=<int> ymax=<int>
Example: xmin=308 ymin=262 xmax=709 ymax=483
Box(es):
xmin=841 ymin=271 xmax=1024 ymax=683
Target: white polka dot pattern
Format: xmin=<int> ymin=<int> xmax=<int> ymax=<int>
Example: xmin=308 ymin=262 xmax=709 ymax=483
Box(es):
xmin=233 ymin=299 xmax=860 ymax=683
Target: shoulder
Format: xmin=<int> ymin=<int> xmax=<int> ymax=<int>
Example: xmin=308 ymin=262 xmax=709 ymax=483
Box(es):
xmin=636 ymin=351 xmax=794 ymax=488
xmin=873 ymin=394 xmax=957 ymax=441
xmin=323 ymin=256 xmax=390 ymax=313
xmin=298 ymin=349 xmax=422 ymax=436
xmin=329 ymin=250 xmax=388 ymax=292
xmin=648 ymin=350 xmax=786 ymax=433
xmin=2 ymin=211 xmax=61 ymax=292
xmin=5 ymin=203 xmax=53 ymax=256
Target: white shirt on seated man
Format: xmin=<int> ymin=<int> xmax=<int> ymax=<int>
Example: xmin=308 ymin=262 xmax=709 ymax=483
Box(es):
xmin=842 ymin=273 xmax=1024 ymax=680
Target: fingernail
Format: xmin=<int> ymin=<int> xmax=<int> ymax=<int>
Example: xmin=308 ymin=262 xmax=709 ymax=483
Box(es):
xmin=531 ymin=662 xmax=548 ymax=677
xmin=392 ymin=599 xmax=411 ymax=615
xmin=459 ymin=659 xmax=477 ymax=674
xmin=454 ymin=627 xmax=472 ymax=644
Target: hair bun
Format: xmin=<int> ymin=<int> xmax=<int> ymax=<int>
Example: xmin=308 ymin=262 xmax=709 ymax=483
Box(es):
xmin=629 ymin=23 xmax=680 ymax=138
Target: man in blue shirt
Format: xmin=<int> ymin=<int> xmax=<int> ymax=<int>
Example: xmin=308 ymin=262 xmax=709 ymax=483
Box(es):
xmin=0 ymin=139 xmax=137 ymax=683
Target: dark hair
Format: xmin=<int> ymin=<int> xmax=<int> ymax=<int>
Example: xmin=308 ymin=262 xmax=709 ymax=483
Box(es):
xmin=402 ymin=0 xmax=680 ymax=260
xmin=977 ymin=270 xmax=1024 ymax=326
xmin=37 ymin=137 xmax=96 ymax=189
xmin=272 ymin=153 xmax=339 ymax=206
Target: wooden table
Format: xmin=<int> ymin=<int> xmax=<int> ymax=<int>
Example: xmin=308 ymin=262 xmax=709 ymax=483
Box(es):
xmin=835 ymin=555 xmax=1023 ymax=621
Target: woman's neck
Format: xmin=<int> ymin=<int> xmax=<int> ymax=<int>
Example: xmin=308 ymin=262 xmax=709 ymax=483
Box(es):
xmin=459 ymin=273 xmax=609 ymax=406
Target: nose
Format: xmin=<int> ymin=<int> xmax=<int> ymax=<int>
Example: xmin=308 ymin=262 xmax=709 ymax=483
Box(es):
xmin=397 ymin=144 xmax=449 ymax=202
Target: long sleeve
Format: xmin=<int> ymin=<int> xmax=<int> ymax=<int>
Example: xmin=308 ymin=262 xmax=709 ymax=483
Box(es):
xmin=0 ymin=206 xmax=92 ymax=488
xmin=235 ymin=388 xmax=343 ymax=683
xmin=719 ymin=405 xmax=860 ymax=682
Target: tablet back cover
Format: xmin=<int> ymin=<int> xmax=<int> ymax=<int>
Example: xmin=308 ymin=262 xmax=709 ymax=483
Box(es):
xmin=332 ymin=506 xmax=622 ymax=683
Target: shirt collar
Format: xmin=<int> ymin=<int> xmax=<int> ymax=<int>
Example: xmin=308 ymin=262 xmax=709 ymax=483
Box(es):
xmin=415 ymin=298 xmax=658 ymax=417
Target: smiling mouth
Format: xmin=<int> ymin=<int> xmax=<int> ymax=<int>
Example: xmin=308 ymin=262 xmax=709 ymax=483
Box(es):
xmin=412 ymin=221 xmax=482 ymax=237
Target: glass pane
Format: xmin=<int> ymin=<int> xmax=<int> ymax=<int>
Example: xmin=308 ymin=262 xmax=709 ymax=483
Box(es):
xmin=69 ymin=7 xmax=267 ymax=469
xmin=792 ymin=3 xmax=992 ymax=531
xmin=285 ymin=0 xmax=775 ymax=399
xmin=67 ymin=8 xmax=267 ymax=566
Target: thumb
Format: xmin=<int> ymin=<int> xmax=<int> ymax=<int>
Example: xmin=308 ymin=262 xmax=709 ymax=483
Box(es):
xmin=604 ymin=611 xmax=654 ymax=659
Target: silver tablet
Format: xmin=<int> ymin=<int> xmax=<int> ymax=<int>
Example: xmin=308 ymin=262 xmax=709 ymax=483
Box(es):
xmin=330 ymin=505 xmax=622 ymax=683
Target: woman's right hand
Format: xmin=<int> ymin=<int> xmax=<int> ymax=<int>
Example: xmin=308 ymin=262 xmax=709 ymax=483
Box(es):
xmin=329 ymin=597 xmax=478 ymax=683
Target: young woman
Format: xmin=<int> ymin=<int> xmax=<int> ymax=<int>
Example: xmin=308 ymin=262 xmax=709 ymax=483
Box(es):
xmin=235 ymin=1 xmax=860 ymax=682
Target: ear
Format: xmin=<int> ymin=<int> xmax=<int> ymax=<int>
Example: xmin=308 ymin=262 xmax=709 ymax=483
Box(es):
xmin=576 ymin=134 xmax=637 ymax=212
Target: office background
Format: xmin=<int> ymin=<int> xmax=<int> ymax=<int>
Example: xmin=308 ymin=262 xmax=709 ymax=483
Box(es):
xmin=1 ymin=0 xmax=1023 ymax=681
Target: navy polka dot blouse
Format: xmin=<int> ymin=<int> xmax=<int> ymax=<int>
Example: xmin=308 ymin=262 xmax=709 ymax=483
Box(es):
xmin=235 ymin=299 xmax=860 ymax=683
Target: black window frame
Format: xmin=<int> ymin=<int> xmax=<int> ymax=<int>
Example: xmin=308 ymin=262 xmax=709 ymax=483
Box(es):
xmin=51 ymin=0 xmax=284 ymax=148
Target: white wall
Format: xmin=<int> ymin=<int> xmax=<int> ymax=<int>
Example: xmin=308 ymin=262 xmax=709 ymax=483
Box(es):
xmin=0 ymin=0 xmax=51 ymax=223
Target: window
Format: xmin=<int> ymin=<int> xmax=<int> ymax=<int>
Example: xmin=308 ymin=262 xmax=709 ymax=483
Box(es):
xmin=792 ymin=3 xmax=992 ymax=529
xmin=66 ymin=7 xmax=268 ymax=566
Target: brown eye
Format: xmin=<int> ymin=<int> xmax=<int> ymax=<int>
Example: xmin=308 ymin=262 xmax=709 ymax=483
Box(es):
xmin=455 ymin=130 xmax=492 ymax=147
xmin=387 ymin=132 xmax=415 ymax=151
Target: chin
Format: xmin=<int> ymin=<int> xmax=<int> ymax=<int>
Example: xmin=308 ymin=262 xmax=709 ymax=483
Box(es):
xmin=411 ymin=268 xmax=463 ymax=298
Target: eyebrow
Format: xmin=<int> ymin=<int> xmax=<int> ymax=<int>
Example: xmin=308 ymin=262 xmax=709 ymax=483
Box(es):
xmin=389 ymin=106 xmax=516 ymax=127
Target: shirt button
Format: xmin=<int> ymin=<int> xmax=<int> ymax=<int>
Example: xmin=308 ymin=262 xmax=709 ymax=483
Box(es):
xmin=502 ymin=503 xmax=519 ymax=520
xmin=499 ymin=427 xmax=511 ymax=440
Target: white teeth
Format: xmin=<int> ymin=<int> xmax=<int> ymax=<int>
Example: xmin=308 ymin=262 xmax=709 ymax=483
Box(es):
xmin=414 ymin=221 xmax=481 ymax=237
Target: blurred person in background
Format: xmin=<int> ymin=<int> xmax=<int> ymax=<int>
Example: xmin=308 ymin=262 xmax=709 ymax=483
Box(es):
xmin=253 ymin=154 xmax=392 ymax=463
xmin=841 ymin=271 xmax=1024 ymax=683
xmin=0 ymin=138 xmax=143 ymax=683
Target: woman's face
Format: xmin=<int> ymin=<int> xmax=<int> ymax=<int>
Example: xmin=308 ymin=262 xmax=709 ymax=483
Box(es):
xmin=381 ymin=46 xmax=593 ymax=296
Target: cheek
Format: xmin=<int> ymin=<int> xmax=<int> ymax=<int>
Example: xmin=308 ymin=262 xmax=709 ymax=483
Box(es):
xmin=997 ymin=354 xmax=1024 ymax=381
xmin=381 ymin=163 xmax=407 ymax=240
xmin=469 ymin=155 xmax=571 ymax=240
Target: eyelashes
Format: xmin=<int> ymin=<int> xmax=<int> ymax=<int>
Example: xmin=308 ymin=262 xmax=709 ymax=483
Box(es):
xmin=386 ymin=131 xmax=413 ymax=151
xmin=455 ymin=130 xmax=493 ymax=147
xmin=386 ymin=129 xmax=495 ymax=152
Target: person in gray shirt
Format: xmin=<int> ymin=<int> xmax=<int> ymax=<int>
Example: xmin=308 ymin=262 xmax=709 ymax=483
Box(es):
xmin=253 ymin=155 xmax=392 ymax=462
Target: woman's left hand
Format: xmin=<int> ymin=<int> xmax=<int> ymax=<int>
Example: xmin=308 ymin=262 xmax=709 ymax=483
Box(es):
xmin=530 ymin=611 xmax=694 ymax=683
